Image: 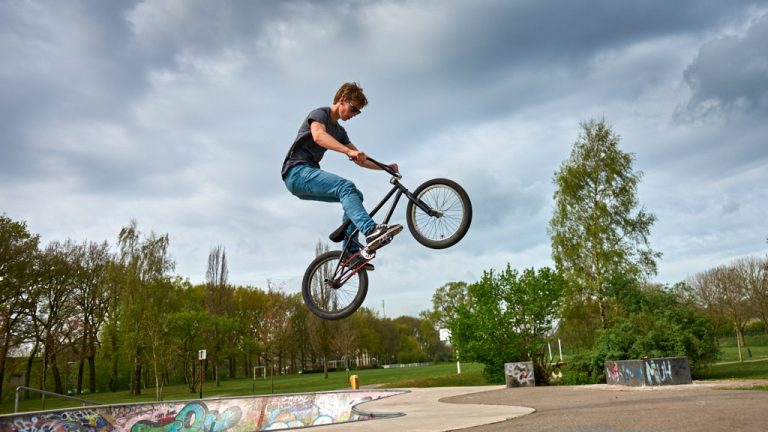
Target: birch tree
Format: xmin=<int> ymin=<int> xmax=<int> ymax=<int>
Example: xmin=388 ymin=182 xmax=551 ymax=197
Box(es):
xmin=549 ymin=118 xmax=660 ymax=328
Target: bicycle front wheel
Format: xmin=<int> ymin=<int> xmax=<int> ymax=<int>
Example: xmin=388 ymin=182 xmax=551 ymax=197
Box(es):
xmin=406 ymin=178 xmax=472 ymax=249
xmin=301 ymin=250 xmax=369 ymax=320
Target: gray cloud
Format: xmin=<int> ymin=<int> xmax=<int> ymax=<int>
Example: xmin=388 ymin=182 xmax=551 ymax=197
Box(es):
xmin=682 ymin=12 xmax=768 ymax=117
xmin=2 ymin=0 xmax=768 ymax=317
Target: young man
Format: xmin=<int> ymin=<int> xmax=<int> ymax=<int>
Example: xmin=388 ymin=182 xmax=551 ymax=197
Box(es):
xmin=281 ymin=82 xmax=402 ymax=270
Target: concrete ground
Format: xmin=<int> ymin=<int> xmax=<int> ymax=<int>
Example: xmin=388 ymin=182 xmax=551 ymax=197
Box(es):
xmin=322 ymin=380 xmax=768 ymax=432
xmin=323 ymin=386 xmax=531 ymax=432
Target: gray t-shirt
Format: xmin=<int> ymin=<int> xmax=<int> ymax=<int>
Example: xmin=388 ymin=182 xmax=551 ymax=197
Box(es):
xmin=281 ymin=107 xmax=350 ymax=179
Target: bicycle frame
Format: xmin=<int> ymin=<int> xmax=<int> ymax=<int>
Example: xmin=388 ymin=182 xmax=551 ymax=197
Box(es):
xmin=328 ymin=158 xmax=442 ymax=280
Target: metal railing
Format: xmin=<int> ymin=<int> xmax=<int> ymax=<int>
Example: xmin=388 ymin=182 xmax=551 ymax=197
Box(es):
xmin=14 ymin=386 xmax=99 ymax=413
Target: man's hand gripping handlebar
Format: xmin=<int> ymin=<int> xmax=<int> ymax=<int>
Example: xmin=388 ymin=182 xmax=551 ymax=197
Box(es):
xmin=349 ymin=155 xmax=401 ymax=179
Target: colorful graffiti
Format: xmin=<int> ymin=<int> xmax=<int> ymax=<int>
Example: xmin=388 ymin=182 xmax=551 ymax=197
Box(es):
xmin=0 ymin=390 xmax=406 ymax=432
xmin=504 ymin=361 xmax=535 ymax=387
xmin=644 ymin=359 xmax=674 ymax=385
xmin=605 ymin=360 xmax=644 ymax=386
xmin=605 ymin=357 xmax=692 ymax=387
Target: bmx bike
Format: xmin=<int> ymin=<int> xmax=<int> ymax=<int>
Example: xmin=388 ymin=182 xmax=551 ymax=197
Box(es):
xmin=301 ymin=157 xmax=472 ymax=320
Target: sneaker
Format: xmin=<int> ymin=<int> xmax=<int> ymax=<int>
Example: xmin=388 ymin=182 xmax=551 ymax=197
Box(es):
xmin=365 ymin=224 xmax=403 ymax=252
xmin=343 ymin=251 xmax=374 ymax=271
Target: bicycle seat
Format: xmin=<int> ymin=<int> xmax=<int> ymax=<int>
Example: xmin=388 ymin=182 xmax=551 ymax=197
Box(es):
xmin=329 ymin=220 xmax=351 ymax=243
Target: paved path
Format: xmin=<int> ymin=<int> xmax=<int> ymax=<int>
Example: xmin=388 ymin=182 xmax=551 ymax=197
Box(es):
xmin=322 ymin=380 xmax=768 ymax=432
xmin=321 ymin=386 xmax=532 ymax=431
xmin=444 ymin=380 xmax=768 ymax=432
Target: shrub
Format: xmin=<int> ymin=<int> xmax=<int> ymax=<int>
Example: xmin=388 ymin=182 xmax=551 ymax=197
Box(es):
xmin=561 ymin=278 xmax=720 ymax=382
xmin=448 ymin=266 xmax=566 ymax=384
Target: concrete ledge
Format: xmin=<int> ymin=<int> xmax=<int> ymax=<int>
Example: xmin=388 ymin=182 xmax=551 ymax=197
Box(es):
xmin=605 ymin=356 xmax=692 ymax=386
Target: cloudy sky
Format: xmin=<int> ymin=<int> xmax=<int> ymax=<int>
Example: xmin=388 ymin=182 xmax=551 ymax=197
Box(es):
xmin=2 ymin=0 xmax=767 ymax=318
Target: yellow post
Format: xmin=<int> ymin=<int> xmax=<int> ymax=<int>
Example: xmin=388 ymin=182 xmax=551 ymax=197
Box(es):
xmin=349 ymin=374 xmax=359 ymax=390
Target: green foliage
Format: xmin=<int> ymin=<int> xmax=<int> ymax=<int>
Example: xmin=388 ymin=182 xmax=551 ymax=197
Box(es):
xmin=549 ymin=118 xmax=660 ymax=326
xmin=556 ymin=299 xmax=602 ymax=350
xmin=559 ymin=364 xmax=593 ymax=385
xmin=0 ymin=215 xmax=41 ymax=401
xmin=745 ymin=320 xmax=767 ymax=335
xmin=448 ymin=265 xmax=566 ymax=383
xmin=0 ymin=214 xmax=40 ymax=296
xmin=574 ymin=279 xmax=720 ymax=382
xmin=393 ymin=316 xmax=430 ymax=364
xmin=421 ymin=281 xmax=469 ymax=329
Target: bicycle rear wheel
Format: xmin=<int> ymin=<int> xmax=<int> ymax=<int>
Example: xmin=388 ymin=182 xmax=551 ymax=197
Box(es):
xmin=406 ymin=178 xmax=472 ymax=249
xmin=301 ymin=250 xmax=369 ymax=320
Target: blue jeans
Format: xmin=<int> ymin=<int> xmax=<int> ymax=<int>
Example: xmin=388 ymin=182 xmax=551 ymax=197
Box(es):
xmin=284 ymin=164 xmax=375 ymax=252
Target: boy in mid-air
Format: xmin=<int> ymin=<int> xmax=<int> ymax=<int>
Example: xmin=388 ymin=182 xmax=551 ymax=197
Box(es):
xmin=281 ymin=82 xmax=402 ymax=269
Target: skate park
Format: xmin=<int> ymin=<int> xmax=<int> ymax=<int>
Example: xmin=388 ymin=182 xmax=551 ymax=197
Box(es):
xmin=3 ymin=379 xmax=768 ymax=431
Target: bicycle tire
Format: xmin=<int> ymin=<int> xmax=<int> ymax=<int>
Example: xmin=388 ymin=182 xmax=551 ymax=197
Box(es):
xmin=301 ymin=250 xmax=369 ymax=320
xmin=406 ymin=178 xmax=472 ymax=249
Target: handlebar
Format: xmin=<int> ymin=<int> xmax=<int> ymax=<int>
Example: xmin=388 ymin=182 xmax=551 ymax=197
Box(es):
xmin=349 ymin=155 xmax=402 ymax=179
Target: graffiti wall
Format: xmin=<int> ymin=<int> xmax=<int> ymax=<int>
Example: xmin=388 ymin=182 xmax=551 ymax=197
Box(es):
xmin=605 ymin=357 xmax=692 ymax=387
xmin=504 ymin=361 xmax=535 ymax=388
xmin=605 ymin=360 xmax=645 ymax=386
xmin=0 ymin=390 xmax=406 ymax=432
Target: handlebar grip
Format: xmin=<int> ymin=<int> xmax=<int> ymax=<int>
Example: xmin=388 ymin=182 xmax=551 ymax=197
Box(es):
xmin=349 ymin=155 xmax=401 ymax=178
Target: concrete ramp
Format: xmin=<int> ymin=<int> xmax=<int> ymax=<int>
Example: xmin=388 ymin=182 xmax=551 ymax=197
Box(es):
xmin=0 ymin=390 xmax=407 ymax=431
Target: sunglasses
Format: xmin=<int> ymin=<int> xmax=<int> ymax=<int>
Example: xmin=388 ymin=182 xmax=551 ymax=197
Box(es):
xmin=346 ymin=100 xmax=362 ymax=114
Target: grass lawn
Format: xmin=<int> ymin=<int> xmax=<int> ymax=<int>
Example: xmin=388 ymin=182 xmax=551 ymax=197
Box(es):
xmin=1 ymin=362 xmax=487 ymax=415
xmin=716 ymin=334 xmax=768 ymax=363
xmin=698 ymin=358 xmax=768 ymax=381
xmin=696 ymin=335 xmax=768 ymax=382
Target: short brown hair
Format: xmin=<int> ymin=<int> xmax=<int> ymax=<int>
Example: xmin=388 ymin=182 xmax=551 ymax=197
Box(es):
xmin=333 ymin=82 xmax=368 ymax=107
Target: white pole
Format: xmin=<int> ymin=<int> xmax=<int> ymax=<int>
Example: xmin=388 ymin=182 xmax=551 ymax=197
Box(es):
xmin=456 ymin=350 xmax=461 ymax=374
xmin=548 ymin=342 xmax=553 ymax=361
xmin=558 ymin=339 xmax=563 ymax=362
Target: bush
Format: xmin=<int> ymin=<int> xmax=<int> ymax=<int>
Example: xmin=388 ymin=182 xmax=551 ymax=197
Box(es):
xmin=561 ymin=278 xmax=721 ymax=383
xmin=560 ymin=368 xmax=594 ymax=385
xmin=448 ymin=266 xmax=566 ymax=384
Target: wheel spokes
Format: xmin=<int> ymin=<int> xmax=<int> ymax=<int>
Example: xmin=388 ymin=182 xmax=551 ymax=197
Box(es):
xmin=309 ymin=260 xmax=361 ymax=313
xmin=413 ymin=185 xmax=465 ymax=241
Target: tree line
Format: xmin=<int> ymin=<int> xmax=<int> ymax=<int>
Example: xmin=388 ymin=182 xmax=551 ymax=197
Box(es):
xmin=0 ymin=217 xmax=446 ymax=403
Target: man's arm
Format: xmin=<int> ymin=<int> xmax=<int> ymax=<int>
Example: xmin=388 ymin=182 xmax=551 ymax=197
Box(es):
xmin=346 ymin=142 xmax=382 ymax=170
xmin=310 ymin=121 xmax=377 ymax=168
xmin=310 ymin=122 xmax=397 ymax=171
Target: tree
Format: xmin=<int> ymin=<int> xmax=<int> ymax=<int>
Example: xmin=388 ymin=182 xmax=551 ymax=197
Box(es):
xmin=392 ymin=316 xmax=429 ymax=364
xmin=232 ymin=286 xmax=269 ymax=378
xmin=421 ymin=281 xmax=469 ymax=329
xmin=167 ymin=308 xmax=208 ymax=394
xmin=307 ymin=241 xmax=334 ymax=378
xmin=115 ymin=220 xmax=175 ymax=396
xmin=734 ymin=257 xmax=768 ymax=335
xmin=549 ymin=118 xmax=660 ymax=328
xmin=205 ymin=246 xmax=235 ymax=385
xmin=690 ymin=261 xmax=756 ymax=362
xmin=71 ymin=240 xmax=112 ymax=394
xmin=448 ymin=265 xmax=566 ymax=383
xmin=351 ymin=308 xmax=386 ymax=365
xmin=34 ymin=241 xmax=80 ymax=395
xmin=0 ymin=215 xmax=40 ymax=401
